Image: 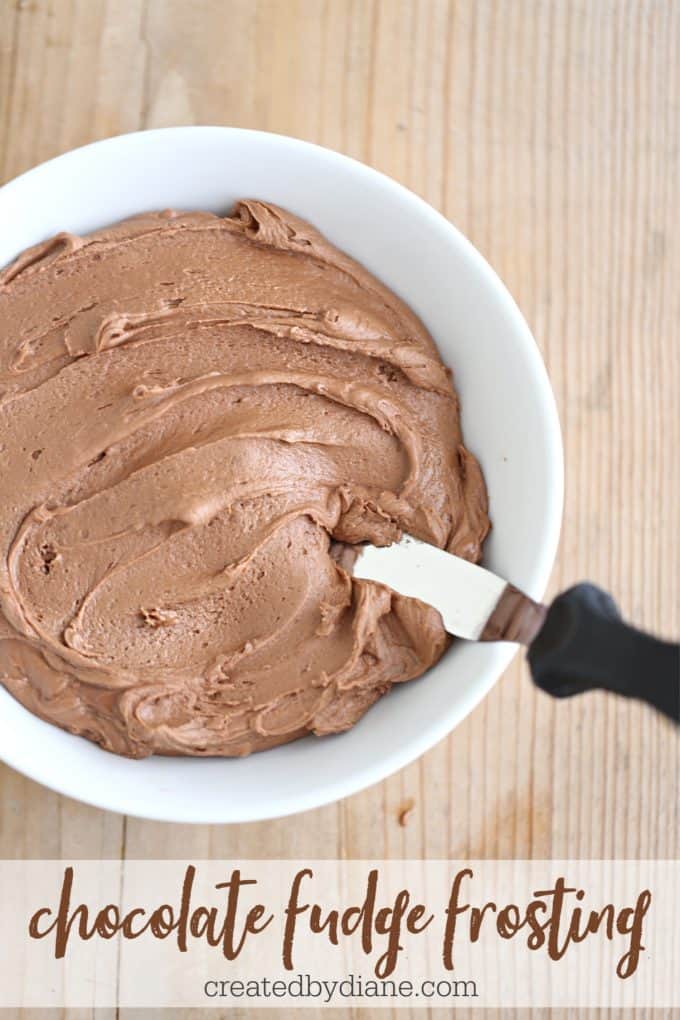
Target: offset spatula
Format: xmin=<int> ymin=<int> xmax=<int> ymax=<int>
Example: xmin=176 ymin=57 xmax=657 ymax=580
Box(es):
xmin=354 ymin=536 xmax=680 ymax=723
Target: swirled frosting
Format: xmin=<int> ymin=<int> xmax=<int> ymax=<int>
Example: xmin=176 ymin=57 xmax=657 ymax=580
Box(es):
xmin=0 ymin=201 xmax=489 ymax=757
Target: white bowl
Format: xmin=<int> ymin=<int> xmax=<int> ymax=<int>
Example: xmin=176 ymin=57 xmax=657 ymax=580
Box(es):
xmin=0 ymin=128 xmax=562 ymax=823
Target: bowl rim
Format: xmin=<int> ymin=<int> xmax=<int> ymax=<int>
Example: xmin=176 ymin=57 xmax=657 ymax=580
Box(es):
xmin=0 ymin=126 xmax=564 ymax=823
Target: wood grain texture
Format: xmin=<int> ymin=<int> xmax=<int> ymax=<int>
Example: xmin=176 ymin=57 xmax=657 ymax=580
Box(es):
xmin=0 ymin=1 xmax=678 ymax=1017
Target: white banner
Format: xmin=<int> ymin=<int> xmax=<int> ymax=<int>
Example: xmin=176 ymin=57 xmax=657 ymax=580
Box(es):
xmin=0 ymin=859 xmax=677 ymax=1007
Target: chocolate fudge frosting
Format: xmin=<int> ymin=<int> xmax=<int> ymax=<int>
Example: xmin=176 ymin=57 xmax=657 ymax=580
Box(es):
xmin=0 ymin=201 xmax=489 ymax=757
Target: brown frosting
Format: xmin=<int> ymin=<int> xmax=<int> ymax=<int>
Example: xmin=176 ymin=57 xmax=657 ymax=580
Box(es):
xmin=0 ymin=201 xmax=489 ymax=757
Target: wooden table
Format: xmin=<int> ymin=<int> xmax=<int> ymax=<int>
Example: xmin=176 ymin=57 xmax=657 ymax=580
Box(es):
xmin=1 ymin=1 xmax=678 ymax=1016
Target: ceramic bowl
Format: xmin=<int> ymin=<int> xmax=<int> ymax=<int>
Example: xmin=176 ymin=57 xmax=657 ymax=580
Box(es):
xmin=0 ymin=128 xmax=562 ymax=822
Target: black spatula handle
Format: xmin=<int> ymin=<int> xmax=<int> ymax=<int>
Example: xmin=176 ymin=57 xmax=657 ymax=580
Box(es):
xmin=527 ymin=583 xmax=679 ymax=723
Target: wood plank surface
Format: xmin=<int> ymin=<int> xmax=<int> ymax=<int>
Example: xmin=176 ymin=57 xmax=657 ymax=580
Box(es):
xmin=0 ymin=1 xmax=678 ymax=1017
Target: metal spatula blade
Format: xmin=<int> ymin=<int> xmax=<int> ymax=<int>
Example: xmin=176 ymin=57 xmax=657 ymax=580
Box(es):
xmin=353 ymin=535 xmax=508 ymax=640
